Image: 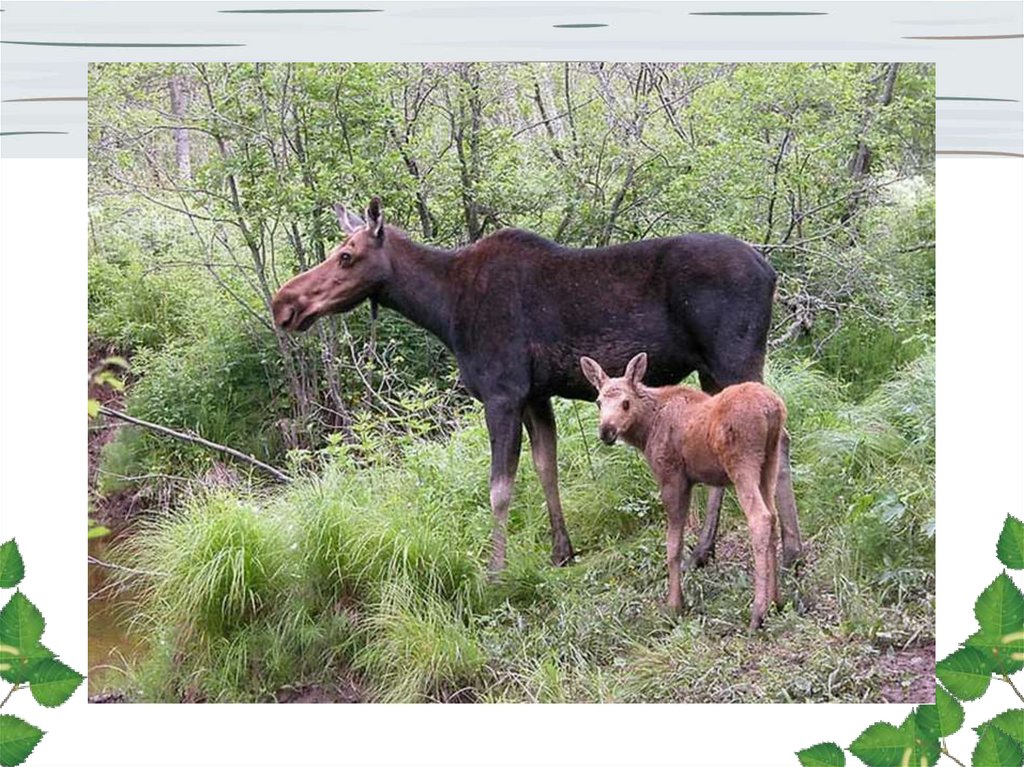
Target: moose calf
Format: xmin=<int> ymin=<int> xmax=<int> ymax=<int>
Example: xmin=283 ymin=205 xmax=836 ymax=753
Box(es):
xmin=581 ymin=352 xmax=786 ymax=630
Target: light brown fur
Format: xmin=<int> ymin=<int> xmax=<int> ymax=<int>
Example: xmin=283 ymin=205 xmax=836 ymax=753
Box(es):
xmin=581 ymin=352 xmax=786 ymax=630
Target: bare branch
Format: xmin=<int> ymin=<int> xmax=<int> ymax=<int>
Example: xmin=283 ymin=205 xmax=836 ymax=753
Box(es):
xmin=99 ymin=406 xmax=292 ymax=483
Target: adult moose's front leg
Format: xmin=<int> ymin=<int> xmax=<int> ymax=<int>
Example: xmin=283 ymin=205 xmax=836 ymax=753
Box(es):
xmin=485 ymin=399 xmax=524 ymax=575
xmin=524 ymin=399 xmax=575 ymax=566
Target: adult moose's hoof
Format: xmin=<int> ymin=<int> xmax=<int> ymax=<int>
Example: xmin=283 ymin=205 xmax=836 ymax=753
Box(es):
xmin=551 ymin=542 xmax=576 ymax=567
xmin=781 ymin=546 xmax=804 ymax=576
xmin=686 ymin=543 xmax=715 ymax=570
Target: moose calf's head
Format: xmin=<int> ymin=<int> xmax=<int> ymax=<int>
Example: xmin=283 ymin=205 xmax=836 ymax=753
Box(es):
xmin=580 ymin=352 xmax=649 ymax=446
xmin=272 ymin=197 xmax=392 ymax=333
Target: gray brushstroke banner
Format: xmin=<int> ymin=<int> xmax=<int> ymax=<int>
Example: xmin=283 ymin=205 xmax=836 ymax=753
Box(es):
xmin=1 ymin=0 xmax=1021 ymax=158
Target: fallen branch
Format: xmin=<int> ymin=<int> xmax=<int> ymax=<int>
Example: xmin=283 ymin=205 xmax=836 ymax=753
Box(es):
xmin=98 ymin=405 xmax=292 ymax=484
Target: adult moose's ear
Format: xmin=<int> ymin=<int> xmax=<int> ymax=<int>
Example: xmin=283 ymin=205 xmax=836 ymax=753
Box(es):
xmin=366 ymin=196 xmax=385 ymax=241
xmin=334 ymin=203 xmax=365 ymax=234
xmin=580 ymin=356 xmax=608 ymax=391
xmin=624 ymin=352 xmax=648 ymax=386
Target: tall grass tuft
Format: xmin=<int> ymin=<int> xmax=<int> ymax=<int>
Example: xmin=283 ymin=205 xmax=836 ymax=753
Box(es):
xmin=122 ymin=491 xmax=292 ymax=638
xmin=353 ymin=580 xmax=486 ymax=702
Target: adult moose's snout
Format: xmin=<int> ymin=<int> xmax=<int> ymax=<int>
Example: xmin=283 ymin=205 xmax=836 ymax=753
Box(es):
xmin=272 ymin=297 xmax=296 ymax=330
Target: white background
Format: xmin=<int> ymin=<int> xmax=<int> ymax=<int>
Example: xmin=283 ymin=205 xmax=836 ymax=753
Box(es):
xmin=0 ymin=151 xmax=1021 ymax=765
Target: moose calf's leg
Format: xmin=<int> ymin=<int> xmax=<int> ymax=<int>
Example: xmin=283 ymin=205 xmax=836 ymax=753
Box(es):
xmin=775 ymin=430 xmax=803 ymax=571
xmin=736 ymin=477 xmax=775 ymax=630
xmin=524 ymin=400 xmax=575 ymax=566
xmin=485 ymin=401 xmax=523 ymax=575
xmin=661 ymin=477 xmax=690 ymax=614
xmin=761 ymin=440 xmax=782 ymax=606
xmin=688 ymin=487 xmax=723 ymax=569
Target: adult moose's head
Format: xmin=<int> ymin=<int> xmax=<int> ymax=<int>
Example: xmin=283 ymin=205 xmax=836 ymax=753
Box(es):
xmin=272 ymin=197 xmax=392 ymax=333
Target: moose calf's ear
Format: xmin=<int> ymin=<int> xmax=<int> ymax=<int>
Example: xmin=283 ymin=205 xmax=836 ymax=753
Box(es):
xmin=580 ymin=356 xmax=607 ymax=390
xmin=625 ymin=352 xmax=648 ymax=386
xmin=335 ymin=203 xmax=365 ymax=234
xmin=367 ymin=196 xmax=385 ymax=240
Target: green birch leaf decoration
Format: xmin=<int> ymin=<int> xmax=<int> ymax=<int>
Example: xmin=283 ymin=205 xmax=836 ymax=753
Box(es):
xmin=997 ymin=515 xmax=1024 ymax=569
xmin=965 ymin=629 xmax=1024 ymax=676
xmin=849 ymin=722 xmax=908 ymax=767
xmin=967 ymin=573 xmax=1024 ymax=675
xmin=0 ymin=715 xmax=44 ymax=767
xmin=936 ymin=646 xmax=993 ymax=700
xmin=797 ymin=742 xmax=846 ymax=766
xmin=975 ymin=573 xmax=1024 ymax=641
xmin=975 ymin=709 xmax=1024 ymax=748
xmin=27 ymin=658 xmax=84 ymax=707
xmin=972 ymin=726 xmax=1023 ymax=767
xmin=0 ymin=593 xmax=44 ymax=655
xmin=0 ymin=642 xmax=53 ymax=685
xmin=914 ymin=683 xmax=965 ymax=739
xmin=899 ymin=712 xmax=940 ymax=767
xmin=0 ymin=541 xmax=24 ymax=589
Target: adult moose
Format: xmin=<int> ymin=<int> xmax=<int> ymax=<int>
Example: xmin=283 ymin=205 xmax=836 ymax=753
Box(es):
xmin=271 ymin=197 xmax=802 ymax=575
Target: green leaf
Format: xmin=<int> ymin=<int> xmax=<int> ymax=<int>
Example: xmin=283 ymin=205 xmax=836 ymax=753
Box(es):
xmin=997 ymin=515 xmax=1024 ymax=569
xmin=87 ymin=520 xmax=110 ymax=540
xmin=0 ymin=593 xmax=44 ymax=653
xmin=972 ymin=726 xmax=1023 ymax=767
xmin=975 ymin=573 xmax=1024 ymax=640
xmin=976 ymin=710 xmax=1024 ymax=748
xmin=0 ymin=715 xmax=44 ymax=767
xmin=936 ymin=646 xmax=993 ymax=700
xmin=87 ymin=398 xmax=100 ymax=419
xmin=849 ymin=722 xmax=908 ymax=767
xmin=965 ymin=629 xmax=1023 ymax=675
xmin=0 ymin=541 xmax=24 ymax=589
xmin=101 ymin=355 xmax=129 ymax=369
xmin=94 ymin=370 xmax=124 ymax=391
xmin=899 ymin=712 xmax=940 ymax=767
xmin=914 ymin=683 xmax=965 ymax=739
xmin=0 ymin=642 xmax=53 ymax=685
xmin=27 ymin=657 xmax=84 ymax=707
xmin=797 ymin=742 xmax=846 ymax=767
xmin=966 ymin=573 xmax=1024 ymax=671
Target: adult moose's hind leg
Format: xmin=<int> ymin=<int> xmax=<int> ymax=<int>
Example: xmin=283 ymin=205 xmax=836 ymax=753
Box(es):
xmin=485 ymin=399 xmax=524 ymax=575
xmin=689 ymin=488 xmax=722 ymax=570
xmin=524 ymin=399 xmax=575 ymax=566
xmin=689 ymin=371 xmax=724 ymax=569
xmin=775 ymin=429 xmax=803 ymax=571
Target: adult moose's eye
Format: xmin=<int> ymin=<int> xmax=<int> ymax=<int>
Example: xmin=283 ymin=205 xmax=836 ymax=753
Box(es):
xmin=338 ymin=251 xmax=353 ymax=267
xmin=622 ymin=400 xmax=630 ymax=412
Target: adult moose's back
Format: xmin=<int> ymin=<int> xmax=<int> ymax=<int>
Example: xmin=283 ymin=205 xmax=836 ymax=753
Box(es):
xmin=271 ymin=197 xmax=802 ymax=574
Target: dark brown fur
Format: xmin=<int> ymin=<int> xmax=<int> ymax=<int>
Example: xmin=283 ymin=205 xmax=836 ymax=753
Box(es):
xmin=582 ymin=352 xmax=785 ymax=630
xmin=272 ymin=198 xmax=802 ymax=573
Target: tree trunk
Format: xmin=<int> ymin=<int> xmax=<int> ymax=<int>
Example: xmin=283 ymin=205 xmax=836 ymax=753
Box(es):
xmin=843 ymin=63 xmax=900 ymax=225
xmin=452 ymin=65 xmax=485 ymax=242
xmin=169 ymin=73 xmax=191 ymax=180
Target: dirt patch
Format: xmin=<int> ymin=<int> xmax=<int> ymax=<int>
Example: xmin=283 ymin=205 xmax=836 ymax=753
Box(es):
xmin=876 ymin=641 xmax=935 ymax=703
xmin=275 ymin=676 xmax=366 ymax=703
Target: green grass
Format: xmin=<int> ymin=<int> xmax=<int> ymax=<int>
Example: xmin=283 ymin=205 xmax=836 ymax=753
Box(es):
xmin=107 ymin=349 xmax=935 ymax=703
